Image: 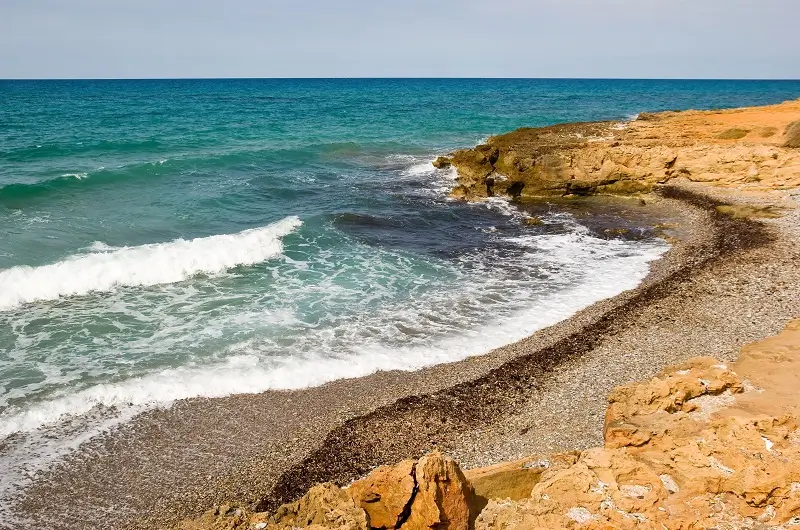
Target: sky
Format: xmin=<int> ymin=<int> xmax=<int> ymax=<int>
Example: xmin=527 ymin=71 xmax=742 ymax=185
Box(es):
xmin=1 ymin=0 xmax=798 ymax=79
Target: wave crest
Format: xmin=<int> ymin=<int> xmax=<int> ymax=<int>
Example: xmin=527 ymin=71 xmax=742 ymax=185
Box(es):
xmin=0 ymin=217 xmax=302 ymax=311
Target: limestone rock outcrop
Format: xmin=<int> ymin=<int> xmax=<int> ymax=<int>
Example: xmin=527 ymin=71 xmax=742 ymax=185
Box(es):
xmin=181 ymin=453 xmax=475 ymax=530
xmin=475 ymin=319 xmax=800 ymax=529
xmin=432 ymin=156 xmax=452 ymax=169
xmin=435 ymin=99 xmax=800 ymax=200
xmin=182 ymin=319 xmax=800 ymax=530
xmin=603 ymin=356 xmax=745 ymax=449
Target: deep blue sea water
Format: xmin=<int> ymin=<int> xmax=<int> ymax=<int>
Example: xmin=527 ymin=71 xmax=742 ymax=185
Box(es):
xmin=1 ymin=79 xmax=799 ymax=499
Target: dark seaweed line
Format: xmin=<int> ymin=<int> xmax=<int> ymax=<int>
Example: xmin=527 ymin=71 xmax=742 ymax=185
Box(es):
xmin=256 ymin=186 xmax=774 ymax=512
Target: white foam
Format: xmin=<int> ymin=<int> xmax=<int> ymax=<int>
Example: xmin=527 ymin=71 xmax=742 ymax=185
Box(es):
xmin=60 ymin=172 xmax=89 ymax=180
xmin=473 ymin=195 xmax=549 ymax=225
xmin=0 ymin=225 xmax=668 ymax=515
xmin=87 ymin=241 xmax=118 ymax=252
xmin=477 ymin=196 xmax=527 ymax=220
xmin=0 ymin=217 xmax=302 ymax=311
xmin=0 ymin=229 xmax=667 ymax=440
xmin=395 ymin=155 xmax=458 ymax=196
xmin=403 ymin=160 xmax=437 ymax=177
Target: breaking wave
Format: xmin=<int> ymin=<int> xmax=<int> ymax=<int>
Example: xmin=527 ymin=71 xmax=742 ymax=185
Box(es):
xmin=0 ymin=216 xmax=302 ymax=311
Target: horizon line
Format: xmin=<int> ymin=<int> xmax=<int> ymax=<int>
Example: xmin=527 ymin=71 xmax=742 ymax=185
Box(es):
xmin=2 ymin=76 xmax=800 ymax=82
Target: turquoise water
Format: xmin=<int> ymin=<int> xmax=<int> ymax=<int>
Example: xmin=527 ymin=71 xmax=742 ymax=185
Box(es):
xmin=1 ymin=79 xmax=799 ymax=487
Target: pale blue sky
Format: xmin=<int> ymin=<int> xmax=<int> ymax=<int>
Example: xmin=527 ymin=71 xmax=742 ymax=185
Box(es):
xmin=1 ymin=0 xmax=798 ymax=79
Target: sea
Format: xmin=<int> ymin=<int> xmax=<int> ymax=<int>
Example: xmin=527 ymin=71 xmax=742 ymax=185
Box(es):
xmin=1 ymin=78 xmax=799 ymax=512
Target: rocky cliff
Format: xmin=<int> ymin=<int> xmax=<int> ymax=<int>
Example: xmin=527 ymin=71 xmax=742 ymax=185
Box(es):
xmin=181 ymin=319 xmax=800 ymax=529
xmin=435 ymin=100 xmax=800 ymax=200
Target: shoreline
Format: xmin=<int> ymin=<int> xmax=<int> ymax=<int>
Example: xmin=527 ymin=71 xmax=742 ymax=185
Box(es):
xmin=203 ymin=316 xmax=800 ymax=529
xmin=253 ymin=185 xmax=783 ymax=512
xmin=11 ymin=180 xmax=799 ymax=530
xmin=7 ymin=100 xmax=800 ymax=529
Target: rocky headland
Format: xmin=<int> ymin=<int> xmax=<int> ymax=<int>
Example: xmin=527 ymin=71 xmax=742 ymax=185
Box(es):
xmin=435 ymin=99 xmax=800 ymax=200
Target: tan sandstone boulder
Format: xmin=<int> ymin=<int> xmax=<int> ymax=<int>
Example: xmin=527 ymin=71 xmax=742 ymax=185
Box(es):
xmin=401 ymin=451 xmax=475 ymax=530
xmin=346 ymin=452 xmax=475 ymax=530
xmin=348 ymin=459 xmax=417 ymax=529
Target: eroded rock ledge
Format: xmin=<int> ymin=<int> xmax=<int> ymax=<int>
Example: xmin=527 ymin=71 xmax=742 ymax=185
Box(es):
xmin=181 ymin=319 xmax=800 ymax=529
xmin=436 ymin=100 xmax=800 ymax=200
